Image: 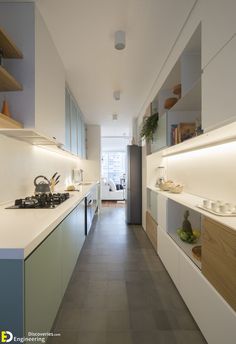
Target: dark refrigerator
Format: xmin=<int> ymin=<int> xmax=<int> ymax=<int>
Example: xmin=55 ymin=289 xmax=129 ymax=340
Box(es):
xmin=126 ymin=145 xmax=142 ymax=224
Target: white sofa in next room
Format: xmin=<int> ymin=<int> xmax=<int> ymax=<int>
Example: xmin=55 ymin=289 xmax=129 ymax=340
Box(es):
xmin=101 ymin=179 xmax=125 ymax=201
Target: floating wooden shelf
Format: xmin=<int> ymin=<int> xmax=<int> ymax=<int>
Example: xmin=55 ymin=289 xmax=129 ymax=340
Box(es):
xmin=0 ymin=65 xmax=22 ymax=91
xmin=170 ymin=78 xmax=201 ymax=112
xmin=0 ymin=112 xmax=23 ymax=128
xmin=0 ymin=27 xmax=23 ymax=58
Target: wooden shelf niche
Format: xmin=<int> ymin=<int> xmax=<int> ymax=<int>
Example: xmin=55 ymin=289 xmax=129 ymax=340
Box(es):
xmin=0 ymin=65 xmax=22 ymax=92
xmin=0 ymin=27 xmax=23 ymax=92
xmin=0 ymin=27 xmax=23 ymax=58
xmin=0 ymin=112 xmax=23 ymax=128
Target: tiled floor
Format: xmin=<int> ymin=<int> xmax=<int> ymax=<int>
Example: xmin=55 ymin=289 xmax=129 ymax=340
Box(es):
xmin=49 ymin=207 xmax=207 ymax=344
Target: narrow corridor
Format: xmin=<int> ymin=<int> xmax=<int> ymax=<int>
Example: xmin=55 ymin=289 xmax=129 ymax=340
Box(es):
xmin=49 ymin=207 xmax=206 ymax=344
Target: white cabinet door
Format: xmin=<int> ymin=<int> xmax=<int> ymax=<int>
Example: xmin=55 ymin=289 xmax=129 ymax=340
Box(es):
xmin=70 ymin=98 xmax=78 ymax=155
xmin=158 ymin=228 xmax=179 ymax=287
xmin=65 ymin=88 xmax=71 ymax=151
xmin=25 ymin=226 xmax=62 ymax=334
xmin=202 ymin=36 xmax=236 ymax=131
xmin=157 ymin=194 xmax=167 ymax=231
xmin=201 ymin=0 xmax=236 ymax=68
xmin=179 ymin=252 xmax=236 ymax=344
xmin=35 ymin=8 xmax=65 ymax=144
xmin=77 ymin=110 xmax=82 ymax=157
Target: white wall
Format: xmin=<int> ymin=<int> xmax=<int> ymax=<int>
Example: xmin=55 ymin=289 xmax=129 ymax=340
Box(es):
xmin=0 ymin=126 xmax=100 ymax=204
xmin=0 ymin=135 xmax=78 ymax=204
xmin=166 ymin=140 xmax=236 ymax=204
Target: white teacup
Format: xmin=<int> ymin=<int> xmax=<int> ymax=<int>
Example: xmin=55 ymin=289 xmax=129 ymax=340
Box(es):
xmin=211 ymin=202 xmax=219 ymax=213
xmin=203 ymin=199 xmax=211 ymax=208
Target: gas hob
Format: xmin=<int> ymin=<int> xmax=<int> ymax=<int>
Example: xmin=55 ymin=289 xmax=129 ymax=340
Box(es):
xmin=6 ymin=193 xmax=70 ymax=209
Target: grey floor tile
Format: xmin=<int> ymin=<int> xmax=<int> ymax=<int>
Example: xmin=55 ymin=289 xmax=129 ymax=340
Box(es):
xmin=106 ymin=311 xmax=130 ymax=331
xmin=106 ymin=331 xmax=133 ymax=344
xmin=107 ymin=280 xmax=126 ymax=294
xmin=130 ymin=310 xmax=157 ymax=331
xmin=131 ymin=330 xmax=179 ymax=344
xmin=47 ymin=331 xmax=78 ymax=344
xmin=51 ymin=207 xmax=206 ymax=343
xmin=174 ymin=330 xmax=208 ymax=344
xmin=82 ymin=293 xmax=107 ymax=309
xmin=106 ymin=292 xmax=129 ymax=311
xmin=76 ymin=331 xmax=107 ymax=344
xmin=76 ymin=310 xmax=107 ymax=332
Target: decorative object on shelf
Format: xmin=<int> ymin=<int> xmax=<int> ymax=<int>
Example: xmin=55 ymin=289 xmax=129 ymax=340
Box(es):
xmin=171 ymin=122 xmax=196 ymax=145
xmin=140 ymin=112 xmax=159 ymax=142
xmin=159 ymin=180 xmax=175 ymax=191
xmin=173 ymin=83 xmax=181 ymax=99
xmin=1 ymin=98 xmax=11 ymax=117
xmin=155 ymin=166 xmax=166 ymax=187
xmin=198 ymin=199 xmax=236 ymax=217
xmin=158 ymin=178 xmax=183 ymax=193
xmin=177 ymin=210 xmax=200 ymax=243
xmin=169 ymin=184 xmax=183 ymax=194
xmin=164 ymin=97 xmax=178 ymax=109
xmin=195 ymin=117 xmax=203 ymax=136
xmin=192 ymin=245 xmax=201 ymax=261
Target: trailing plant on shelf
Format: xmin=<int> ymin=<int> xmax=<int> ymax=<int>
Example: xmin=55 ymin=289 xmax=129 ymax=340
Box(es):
xmin=140 ymin=112 xmax=159 ymax=142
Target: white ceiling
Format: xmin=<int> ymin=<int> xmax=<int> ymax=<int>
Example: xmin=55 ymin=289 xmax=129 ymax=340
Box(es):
xmin=36 ymin=0 xmax=195 ymax=136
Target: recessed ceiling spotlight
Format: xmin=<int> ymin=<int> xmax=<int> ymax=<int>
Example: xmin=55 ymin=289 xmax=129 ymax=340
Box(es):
xmin=115 ymin=31 xmax=126 ymax=50
xmin=113 ymin=90 xmax=120 ymax=101
xmin=112 ymin=114 xmax=118 ymax=120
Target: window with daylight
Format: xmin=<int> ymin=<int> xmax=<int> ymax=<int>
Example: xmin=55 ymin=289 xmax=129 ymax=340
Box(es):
xmin=101 ymin=152 xmax=126 ymax=184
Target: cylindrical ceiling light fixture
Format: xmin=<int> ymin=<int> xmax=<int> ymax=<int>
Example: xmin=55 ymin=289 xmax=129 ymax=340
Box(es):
xmin=115 ymin=31 xmax=126 ymax=50
xmin=113 ymin=90 xmax=120 ymax=100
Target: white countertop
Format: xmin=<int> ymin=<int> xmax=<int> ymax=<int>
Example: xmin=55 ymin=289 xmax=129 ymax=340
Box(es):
xmin=147 ymin=185 xmax=236 ymax=232
xmin=0 ymin=182 xmax=99 ymax=259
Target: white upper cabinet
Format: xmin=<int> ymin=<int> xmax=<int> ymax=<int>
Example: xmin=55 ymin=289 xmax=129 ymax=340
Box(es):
xmin=202 ymin=36 xmax=236 ymax=131
xmin=35 ymin=8 xmax=65 ymax=144
xmin=201 ymin=0 xmax=236 ymax=68
xmin=65 ymin=87 xmax=87 ymax=158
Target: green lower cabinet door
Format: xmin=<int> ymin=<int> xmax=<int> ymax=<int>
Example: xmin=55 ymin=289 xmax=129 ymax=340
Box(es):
xmin=61 ymin=202 xmax=85 ymax=295
xmin=24 ymin=227 xmax=62 ymax=335
xmin=75 ymin=200 xmax=86 ymax=253
xmin=61 ymin=208 xmax=78 ymax=295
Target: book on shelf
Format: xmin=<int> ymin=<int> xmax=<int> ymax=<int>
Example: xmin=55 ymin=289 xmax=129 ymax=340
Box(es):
xmin=171 ymin=122 xmax=196 ymax=145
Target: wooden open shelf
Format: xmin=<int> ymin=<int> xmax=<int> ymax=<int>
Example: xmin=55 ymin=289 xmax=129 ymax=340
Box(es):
xmin=0 ymin=27 xmax=23 ymax=58
xmin=170 ymin=78 xmax=201 ymax=112
xmin=0 ymin=65 xmax=22 ymax=91
xmin=0 ymin=112 xmax=23 ymax=128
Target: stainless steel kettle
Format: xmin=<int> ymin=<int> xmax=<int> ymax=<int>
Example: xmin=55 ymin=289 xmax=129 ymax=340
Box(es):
xmin=34 ymin=175 xmax=51 ymax=194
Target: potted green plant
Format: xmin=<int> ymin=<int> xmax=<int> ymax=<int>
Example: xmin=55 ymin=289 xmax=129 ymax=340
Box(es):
xmin=140 ymin=112 xmax=159 ymax=142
